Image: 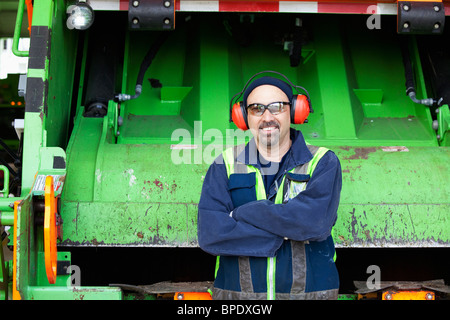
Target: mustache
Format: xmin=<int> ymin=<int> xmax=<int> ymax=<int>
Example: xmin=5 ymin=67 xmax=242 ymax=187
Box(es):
xmin=259 ymin=121 xmax=280 ymax=129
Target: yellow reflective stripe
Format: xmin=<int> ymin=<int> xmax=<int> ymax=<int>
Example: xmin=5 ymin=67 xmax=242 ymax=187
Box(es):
xmin=253 ymin=169 xmax=266 ymax=201
xmin=307 ymin=147 xmax=329 ymax=176
xmin=215 ymin=256 xmax=220 ymax=279
xmin=267 ymin=257 xmax=276 ymax=300
xmin=274 ymin=175 xmax=287 ymax=204
xmin=222 ymin=147 xmax=235 ymax=179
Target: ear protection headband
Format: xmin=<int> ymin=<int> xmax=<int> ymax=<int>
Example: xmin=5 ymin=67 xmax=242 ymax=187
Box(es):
xmin=229 ymin=70 xmax=313 ymax=131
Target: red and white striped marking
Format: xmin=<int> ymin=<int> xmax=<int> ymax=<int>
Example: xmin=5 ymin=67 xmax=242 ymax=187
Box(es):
xmin=87 ymin=0 xmax=126 ymax=10
xmin=89 ymin=0 xmax=449 ymax=15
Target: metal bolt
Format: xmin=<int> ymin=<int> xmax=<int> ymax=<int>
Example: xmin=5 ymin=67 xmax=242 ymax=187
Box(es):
xmin=434 ymin=5 xmax=440 ymax=12
xmin=403 ymin=22 xmax=410 ymax=29
xmin=432 ymin=120 xmax=439 ymax=130
xmin=164 ymin=18 xmax=171 ymax=25
xmin=403 ymin=4 xmax=410 ymax=11
xmin=177 ymin=293 xmax=184 ymax=300
xmin=164 ymin=1 xmax=171 ymax=8
xmin=132 ymin=0 xmax=139 ymax=7
xmin=132 ymin=18 xmax=139 ymax=25
xmin=425 ymin=293 xmax=434 ymax=300
xmin=384 ymin=293 xmax=392 ymax=300
xmin=434 ymin=23 xmax=440 ymax=29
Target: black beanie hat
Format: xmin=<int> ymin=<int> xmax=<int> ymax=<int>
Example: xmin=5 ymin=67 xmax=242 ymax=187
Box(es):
xmin=243 ymin=76 xmax=293 ymax=107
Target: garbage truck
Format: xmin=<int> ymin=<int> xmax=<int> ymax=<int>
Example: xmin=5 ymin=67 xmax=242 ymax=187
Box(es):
xmin=0 ymin=0 xmax=449 ymax=300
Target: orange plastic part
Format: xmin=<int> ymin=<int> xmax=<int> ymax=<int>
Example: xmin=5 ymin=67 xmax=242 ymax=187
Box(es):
xmin=174 ymin=292 xmax=213 ymax=300
xmin=25 ymin=0 xmax=33 ymax=35
xmin=44 ymin=175 xmax=58 ymax=284
xmin=382 ymin=290 xmax=435 ymax=300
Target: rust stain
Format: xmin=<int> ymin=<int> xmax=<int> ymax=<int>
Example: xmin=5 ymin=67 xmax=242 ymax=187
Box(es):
xmin=349 ymin=208 xmax=358 ymax=238
xmin=145 ymin=178 xmax=178 ymax=193
xmin=153 ymin=179 xmax=164 ymax=190
xmin=342 ymin=147 xmax=377 ymax=160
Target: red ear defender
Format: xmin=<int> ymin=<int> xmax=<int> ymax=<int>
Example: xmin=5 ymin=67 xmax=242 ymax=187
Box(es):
xmin=230 ymin=71 xmax=312 ymax=128
xmin=290 ymin=94 xmax=311 ymax=124
xmin=231 ymin=102 xmax=249 ymax=130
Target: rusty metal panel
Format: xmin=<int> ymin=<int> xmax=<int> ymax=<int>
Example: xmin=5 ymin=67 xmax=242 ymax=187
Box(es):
xmin=60 ymin=142 xmax=449 ymax=248
xmin=333 ymin=146 xmax=449 ymax=247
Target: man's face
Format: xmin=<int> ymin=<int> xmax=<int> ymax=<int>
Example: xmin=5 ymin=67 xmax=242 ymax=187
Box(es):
xmin=246 ymin=85 xmax=291 ymax=153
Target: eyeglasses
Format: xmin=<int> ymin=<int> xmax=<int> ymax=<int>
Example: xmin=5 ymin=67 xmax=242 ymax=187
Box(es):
xmin=246 ymin=102 xmax=290 ymax=116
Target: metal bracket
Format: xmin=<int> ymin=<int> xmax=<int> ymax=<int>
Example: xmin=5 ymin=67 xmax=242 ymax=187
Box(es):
xmin=397 ymin=1 xmax=445 ymax=34
xmin=128 ymin=0 xmax=175 ymax=30
xmin=56 ymin=260 xmax=71 ymax=275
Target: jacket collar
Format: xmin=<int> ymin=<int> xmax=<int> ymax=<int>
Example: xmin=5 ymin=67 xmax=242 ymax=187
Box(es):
xmin=236 ymin=128 xmax=313 ymax=169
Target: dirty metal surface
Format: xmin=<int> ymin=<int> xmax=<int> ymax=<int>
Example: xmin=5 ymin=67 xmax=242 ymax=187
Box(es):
xmin=60 ymin=144 xmax=449 ymax=248
xmin=333 ymin=146 xmax=449 ymax=247
xmin=110 ymin=281 xmax=213 ymax=294
xmin=60 ymin=201 xmax=199 ymax=247
xmin=354 ymin=279 xmax=450 ymax=294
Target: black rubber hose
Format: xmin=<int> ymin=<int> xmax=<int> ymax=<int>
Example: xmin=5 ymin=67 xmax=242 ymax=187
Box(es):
xmin=400 ymin=37 xmax=437 ymax=106
xmin=400 ymin=37 xmax=416 ymax=96
xmin=136 ymin=32 xmax=170 ymax=89
xmin=116 ymin=32 xmax=170 ymax=102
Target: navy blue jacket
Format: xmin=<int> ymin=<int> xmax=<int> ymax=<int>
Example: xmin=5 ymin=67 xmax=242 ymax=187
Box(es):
xmin=197 ymin=129 xmax=342 ymax=258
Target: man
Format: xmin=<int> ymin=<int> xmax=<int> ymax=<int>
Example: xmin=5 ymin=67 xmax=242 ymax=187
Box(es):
xmin=197 ymin=73 xmax=342 ymax=300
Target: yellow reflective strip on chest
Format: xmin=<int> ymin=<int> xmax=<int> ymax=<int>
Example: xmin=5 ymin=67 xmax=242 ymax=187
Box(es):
xmin=253 ymin=168 xmax=267 ymax=201
xmin=222 ymin=147 xmax=235 ymax=179
xmin=274 ymin=175 xmax=287 ymax=204
xmin=307 ymin=147 xmax=329 ymax=176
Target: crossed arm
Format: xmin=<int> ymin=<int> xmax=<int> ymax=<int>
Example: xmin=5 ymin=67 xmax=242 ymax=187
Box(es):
xmin=197 ymin=151 xmax=342 ymax=257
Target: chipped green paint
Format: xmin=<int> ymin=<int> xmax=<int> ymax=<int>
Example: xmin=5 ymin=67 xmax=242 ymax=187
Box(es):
xmin=333 ymin=146 xmax=449 ymax=247
xmin=28 ymin=286 xmax=122 ymax=300
xmin=60 ymin=143 xmax=449 ymax=248
xmin=60 ymin=202 xmax=199 ymax=247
